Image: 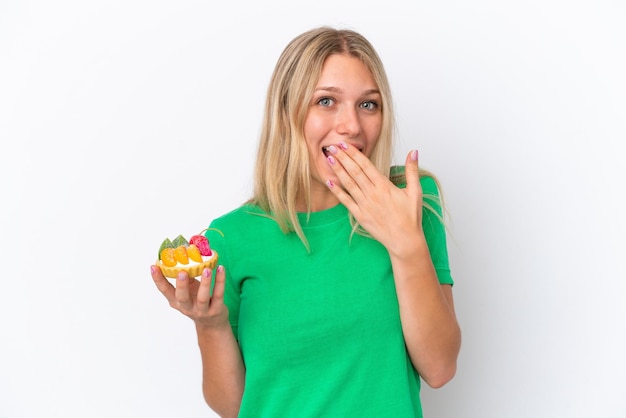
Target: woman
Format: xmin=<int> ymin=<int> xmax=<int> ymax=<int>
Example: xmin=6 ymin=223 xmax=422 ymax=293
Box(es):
xmin=151 ymin=26 xmax=461 ymax=418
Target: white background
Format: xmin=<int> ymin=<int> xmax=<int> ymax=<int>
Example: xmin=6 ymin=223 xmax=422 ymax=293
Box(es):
xmin=1 ymin=1 xmax=625 ymax=417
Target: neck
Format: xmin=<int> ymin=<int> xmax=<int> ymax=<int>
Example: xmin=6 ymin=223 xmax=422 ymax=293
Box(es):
xmin=296 ymin=186 xmax=340 ymax=212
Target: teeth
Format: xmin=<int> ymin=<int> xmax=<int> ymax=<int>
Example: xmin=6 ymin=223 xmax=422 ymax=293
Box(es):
xmin=321 ymin=145 xmax=364 ymax=155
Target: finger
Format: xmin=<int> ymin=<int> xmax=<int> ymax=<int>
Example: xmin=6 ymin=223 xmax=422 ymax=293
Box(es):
xmin=151 ymin=265 xmax=175 ymax=301
xmin=405 ymin=149 xmax=421 ymax=199
xmin=174 ymin=270 xmax=192 ymax=305
xmin=325 ymin=178 xmax=361 ymax=217
xmin=209 ymin=265 xmax=227 ymax=313
xmin=327 ymin=155 xmax=366 ymax=201
xmin=196 ymin=267 xmax=213 ymax=306
xmin=331 ymin=142 xmax=376 ymax=190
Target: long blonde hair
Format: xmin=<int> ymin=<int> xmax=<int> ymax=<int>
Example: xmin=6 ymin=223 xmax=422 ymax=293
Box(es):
xmin=251 ymin=26 xmax=441 ymax=247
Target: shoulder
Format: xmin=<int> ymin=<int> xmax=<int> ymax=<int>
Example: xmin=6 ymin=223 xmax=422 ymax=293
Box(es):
xmin=210 ymin=203 xmax=265 ymax=226
xmin=208 ymin=203 xmax=280 ymax=241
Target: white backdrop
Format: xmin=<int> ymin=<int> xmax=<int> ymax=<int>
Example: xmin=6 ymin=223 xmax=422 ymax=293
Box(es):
xmin=1 ymin=1 xmax=625 ymax=417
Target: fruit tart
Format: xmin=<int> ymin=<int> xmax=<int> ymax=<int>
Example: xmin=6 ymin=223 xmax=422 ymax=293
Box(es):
xmin=156 ymin=232 xmax=218 ymax=278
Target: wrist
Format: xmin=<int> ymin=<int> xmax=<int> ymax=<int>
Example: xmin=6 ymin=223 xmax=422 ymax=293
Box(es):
xmin=386 ymin=231 xmax=429 ymax=261
xmin=196 ymin=320 xmax=232 ymax=338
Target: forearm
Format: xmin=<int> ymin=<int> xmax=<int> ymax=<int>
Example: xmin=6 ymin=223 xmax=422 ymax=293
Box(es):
xmin=389 ymin=235 xmax=461 ymax=388
xmin=196 ymin=324 xmax=245 ymax=418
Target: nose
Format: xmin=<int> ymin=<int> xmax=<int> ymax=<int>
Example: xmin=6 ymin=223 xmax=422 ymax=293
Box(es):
xmin=335 ymin=105 xmax=361 ymax=137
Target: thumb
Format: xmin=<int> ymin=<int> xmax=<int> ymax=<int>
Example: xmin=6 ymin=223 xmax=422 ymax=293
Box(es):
xmin=405 ymin=149 xmax=420 ymax=196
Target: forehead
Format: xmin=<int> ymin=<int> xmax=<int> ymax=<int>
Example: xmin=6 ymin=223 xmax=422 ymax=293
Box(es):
xmin=316 ymin=54 xmax=377 ymax=88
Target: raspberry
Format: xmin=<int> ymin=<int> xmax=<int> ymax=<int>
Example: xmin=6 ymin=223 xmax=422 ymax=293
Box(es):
xmin=190 ymin=235 xmax=212 ymax=256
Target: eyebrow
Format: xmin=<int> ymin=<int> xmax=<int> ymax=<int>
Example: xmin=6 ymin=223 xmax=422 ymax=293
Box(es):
xmin=314 ymin=87 xmax=381 ymax=95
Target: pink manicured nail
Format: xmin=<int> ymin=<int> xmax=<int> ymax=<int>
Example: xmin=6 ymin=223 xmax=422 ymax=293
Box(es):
xmin=326 ymin=180 xmax=334 ymax=188
xmin=410 ymin=149 xmax=418 ymax=161
xmin=327 ymin=156 xmax=336 ymax=165
xmin=339 ymin=141 xmax=348 ymax=150
xmin=150 ymin=266 xmax=156 ymax=275
xmin=178 ymin=272 xmax=187 ymax=281
xmin=327 ymin=145 xmax=338 ymax=155
xmin=217 ymin=265 xmax=224 ymax=273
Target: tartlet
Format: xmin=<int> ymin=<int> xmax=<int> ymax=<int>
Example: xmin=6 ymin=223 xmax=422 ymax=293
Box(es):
xmin=156 ymin=233 xmax=218 ymax=278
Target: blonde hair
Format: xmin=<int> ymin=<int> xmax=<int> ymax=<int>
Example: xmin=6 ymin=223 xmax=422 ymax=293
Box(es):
xmin=251 ymin=26 xmax=442 ymax=247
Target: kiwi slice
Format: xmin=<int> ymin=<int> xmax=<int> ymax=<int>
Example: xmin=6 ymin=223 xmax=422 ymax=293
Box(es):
xmin=172 ymin=234 xmax=189 ymax=248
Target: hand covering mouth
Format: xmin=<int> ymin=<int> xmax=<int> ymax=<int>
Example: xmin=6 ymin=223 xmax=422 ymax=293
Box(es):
xmin=322 ymin=145 xmax=363 ymax=157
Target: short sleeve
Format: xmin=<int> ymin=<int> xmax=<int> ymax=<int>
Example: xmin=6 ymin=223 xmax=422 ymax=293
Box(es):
xmin=420 ymin=176 xmax=454 ymax=286
xmin=390 ymin=165 xmax=454 ymax=285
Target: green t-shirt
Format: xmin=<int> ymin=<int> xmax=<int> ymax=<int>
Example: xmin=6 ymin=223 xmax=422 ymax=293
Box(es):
xmin=205 ymin=174 xmax=453 ymax=418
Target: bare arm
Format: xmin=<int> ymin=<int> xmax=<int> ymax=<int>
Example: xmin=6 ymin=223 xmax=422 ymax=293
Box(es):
xmin=151 ymin=265 xmax=245 ymax=416
xmin=387 ymin=237 xmax=460 ymax=388
xmin=326 ymin=144 xmax=461 ymax=388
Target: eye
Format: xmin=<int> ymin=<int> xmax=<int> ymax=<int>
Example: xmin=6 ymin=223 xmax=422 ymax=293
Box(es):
xmin=317 ymin=97 xmax=334 ymax=107
xmin=360 ymin=100 xmax=378 ymax=110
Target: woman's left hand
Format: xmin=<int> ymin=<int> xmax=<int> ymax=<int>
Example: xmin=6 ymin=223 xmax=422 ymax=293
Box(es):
xmin=327 ymin=142 xmax=461 ymax=388
xmin=326 ymin=142 xmax=423 ymax=257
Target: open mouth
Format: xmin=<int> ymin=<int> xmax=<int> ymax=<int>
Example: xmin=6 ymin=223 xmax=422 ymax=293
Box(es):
xmin=322 ymin=145 xmax=363 ymax=157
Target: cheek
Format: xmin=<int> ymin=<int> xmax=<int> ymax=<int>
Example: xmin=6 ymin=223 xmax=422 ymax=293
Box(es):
xmin=303 ymin=120 xmax=319 ymax=142
xmin=304 ymin=112 xmax=331 ymax=142
xmin=363 ymin=118 xmax=383 ymax=144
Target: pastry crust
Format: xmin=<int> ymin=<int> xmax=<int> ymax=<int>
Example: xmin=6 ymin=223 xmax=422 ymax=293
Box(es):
xmin=157 ymin=251 xmax=219 ymax=278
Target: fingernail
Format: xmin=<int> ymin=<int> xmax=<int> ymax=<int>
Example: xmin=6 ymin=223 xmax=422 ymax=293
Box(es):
xmin=410 ymin=149 xmax=418 ymax=162
xmin=178 ymin=272 xmax=187 ymax=281
xmin=339 ymin=141 xmax=348 ymax=150
xmin=328 ymin=145 xmax=338 ymax=155
xmin=327 ymin=156 xmax=336 ymax=165
xmin=150 ymin=266 xmax=156 ymax=275
xmin=217 ymin=265 xmax=224 ymax=273
xmin=326 ymin=179 xmax=334 ymax=188
xmin=202 ymin=268 xmax=210 ymax=278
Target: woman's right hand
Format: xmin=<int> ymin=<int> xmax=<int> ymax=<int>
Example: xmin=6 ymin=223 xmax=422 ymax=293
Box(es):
xmin=151 ymin=264 xmax=245 ymax=416
xmin=150 ymin=264 xmax=230 ymax=329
